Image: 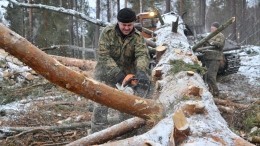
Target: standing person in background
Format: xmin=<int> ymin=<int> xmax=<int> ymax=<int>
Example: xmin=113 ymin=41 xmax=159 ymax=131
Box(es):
xmin=91 ymin=8 xmax=150 ymax=133
xmin=203 ymin=22 xmax=225 ymax=96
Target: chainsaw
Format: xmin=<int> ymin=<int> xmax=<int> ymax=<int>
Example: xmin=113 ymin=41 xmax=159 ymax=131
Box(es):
xmin=116 ymin=74 xmax=151 ymax=98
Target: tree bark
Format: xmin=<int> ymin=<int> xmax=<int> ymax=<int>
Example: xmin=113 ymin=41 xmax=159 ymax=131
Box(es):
xmin=165 ymin=0 xmax=171 ymax=13
xmin=117 ymin=0 xmax=120 ymax=12
xmin=172 ymin=16 xmax=179 ymax=33
xmin=214 ymin=98 xmax=250 ymax=109
xmin=95 ymin=0 xmax=101 ymax=48
xmin=155 ymin=45 xmax=167 ymax=63
xmin=67 ymin=117 xmax=146 ymax=146
xmin=28 ymin=0 xmax=33 ymax=43
xmin=124 ymin=0 xmax=127 ymax=8
xmin=0 ymin=23 xmax=164 ymax=122
xmin=107 ymin=0 xmax=111 ymax=22
xmin=50 ymin=55 xmax=96 ymax=71
xmin=172 ymin=110 xmax=190 ymax=145
xmin=69 ymin=0 xmax=74 ymax=45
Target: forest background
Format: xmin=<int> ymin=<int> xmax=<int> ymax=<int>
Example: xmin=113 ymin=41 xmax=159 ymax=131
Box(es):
xmin=0 ymin=0 xmax=259 ymax=52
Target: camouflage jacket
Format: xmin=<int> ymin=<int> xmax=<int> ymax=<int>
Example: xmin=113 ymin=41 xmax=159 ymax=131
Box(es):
xmin=94 ymin=24 xmax=150 ymax=83
xmin=204 ymin=32 xmax=225 ymax=60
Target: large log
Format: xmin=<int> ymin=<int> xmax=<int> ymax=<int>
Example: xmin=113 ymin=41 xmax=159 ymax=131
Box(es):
xmin=0 ymin=23 xmax=164 ymax=122
xmin=214 ymin=98 xmax=250 ymax=109
xmin=50 ymin=55 xmax=96 ymax=71
xmin=67 ymin=117 xmax=146 ymax=146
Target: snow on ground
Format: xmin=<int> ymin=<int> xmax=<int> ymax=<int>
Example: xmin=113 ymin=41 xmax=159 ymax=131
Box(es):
xmin=238 ymin=45 xmax=260 ymax=86
xmin=0 ymin=0 xmax=9 ymax=25
xmin=217 ymin=45 xmax=260 ymax=102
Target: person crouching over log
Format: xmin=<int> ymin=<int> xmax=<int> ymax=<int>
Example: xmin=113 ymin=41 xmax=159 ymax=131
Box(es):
xmin=91 ymin=8 xmax=151 ymax=133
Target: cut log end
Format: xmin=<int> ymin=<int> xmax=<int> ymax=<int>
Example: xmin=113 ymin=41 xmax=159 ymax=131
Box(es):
xmin=187 ymin=71 xmax=194 ymax=76
xmin=155 ymin=45 xmax=167 ymax=63
xmin=172 ymin=110 xmax=190 ymax=145
xmin=182 ymin=101 xmax=206 ymax=116
xmin=185 ymin=86 xmax=203 ymax=98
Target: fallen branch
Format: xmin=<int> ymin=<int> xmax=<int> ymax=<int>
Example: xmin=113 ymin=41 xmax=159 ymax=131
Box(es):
xmin=2 ymin=122 xmax=91 ymax=133
xmin=214 ymin=98 xmax=250 ymax=109
xmin=66 ymin=117 xmax=146 ymax=146
xmin=51 ymin=55 xmax=96 ymax=71
xmin=217 ymin=105 xmax=234 ymax=113
xmin=6 ymin=129 xmax=56 ymax=143
xmin=8 ymin=0 xmax=108 ymax=27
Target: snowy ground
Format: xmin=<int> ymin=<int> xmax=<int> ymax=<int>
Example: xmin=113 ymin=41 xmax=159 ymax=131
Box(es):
xmin=238 ymin=45 xmax=260 ymax=86
xmin=218 ymin=45 xmax=260 ymax=102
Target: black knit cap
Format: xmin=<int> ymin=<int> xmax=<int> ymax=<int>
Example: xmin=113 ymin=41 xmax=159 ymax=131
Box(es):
xmin=117 ymin=8 xmax=136 ymax=23
xmin=211 ymin=22 xmax=220 ymax=28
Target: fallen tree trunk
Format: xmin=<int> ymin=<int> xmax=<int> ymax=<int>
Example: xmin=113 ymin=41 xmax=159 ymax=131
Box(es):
xmin=50 ymin=55 xmax=96 ymax=71
xmin=0 ymin=23 xmax=164 ymax=122
xmin=1 ymin=122 xmax=91 ymax=134
xmin=214 ymin=98 xmax=250 ymax=109
xmin=67 ymin=117 xmax=146 ymax=146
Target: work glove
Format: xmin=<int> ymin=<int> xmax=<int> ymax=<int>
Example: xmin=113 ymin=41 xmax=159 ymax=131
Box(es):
xmin=115 ymin=70 xmax=126 ymax=85
xmin=135 ymin=70 xmax=150 ymax=98
xmin=136 ymin=70 xmax=149 ymax=83
xmin=107 ymin=67 xmax=125 ymax=86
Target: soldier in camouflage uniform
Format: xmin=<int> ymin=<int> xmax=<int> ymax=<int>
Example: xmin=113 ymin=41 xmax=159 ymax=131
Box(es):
xmin=91 ymin=8 xmax=150 ymax=133
xmin=203 ymin=22 xmax=225 ymax=96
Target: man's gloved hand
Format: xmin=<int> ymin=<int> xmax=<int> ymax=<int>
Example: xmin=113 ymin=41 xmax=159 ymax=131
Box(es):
xmin=115 ymin=70 xmax=126 ymax=84
xmin=135 ymin=70 xmax=150 ymax=98
xmin=107 ymin=67 xmax=125 ymax=86
xmin=136 ymin=70 xmax=149 ymax=82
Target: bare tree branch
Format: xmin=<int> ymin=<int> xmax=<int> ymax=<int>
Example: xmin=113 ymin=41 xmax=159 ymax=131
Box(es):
xmin=7 ymin=0 xmax=109 ymax=27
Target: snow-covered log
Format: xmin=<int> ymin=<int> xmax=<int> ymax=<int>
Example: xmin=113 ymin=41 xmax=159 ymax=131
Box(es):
xmin=90 ymin=13 xmax=253 ymax=146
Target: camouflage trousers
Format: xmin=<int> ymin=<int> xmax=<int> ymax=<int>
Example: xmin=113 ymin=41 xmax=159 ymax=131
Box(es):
xmin=91 ymin=103 xmax=132 ymax=133
xmin=204 ymin=60 xmax=220 ymax=96
xmin=91 ymin=103 xmax=108 ymax=133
